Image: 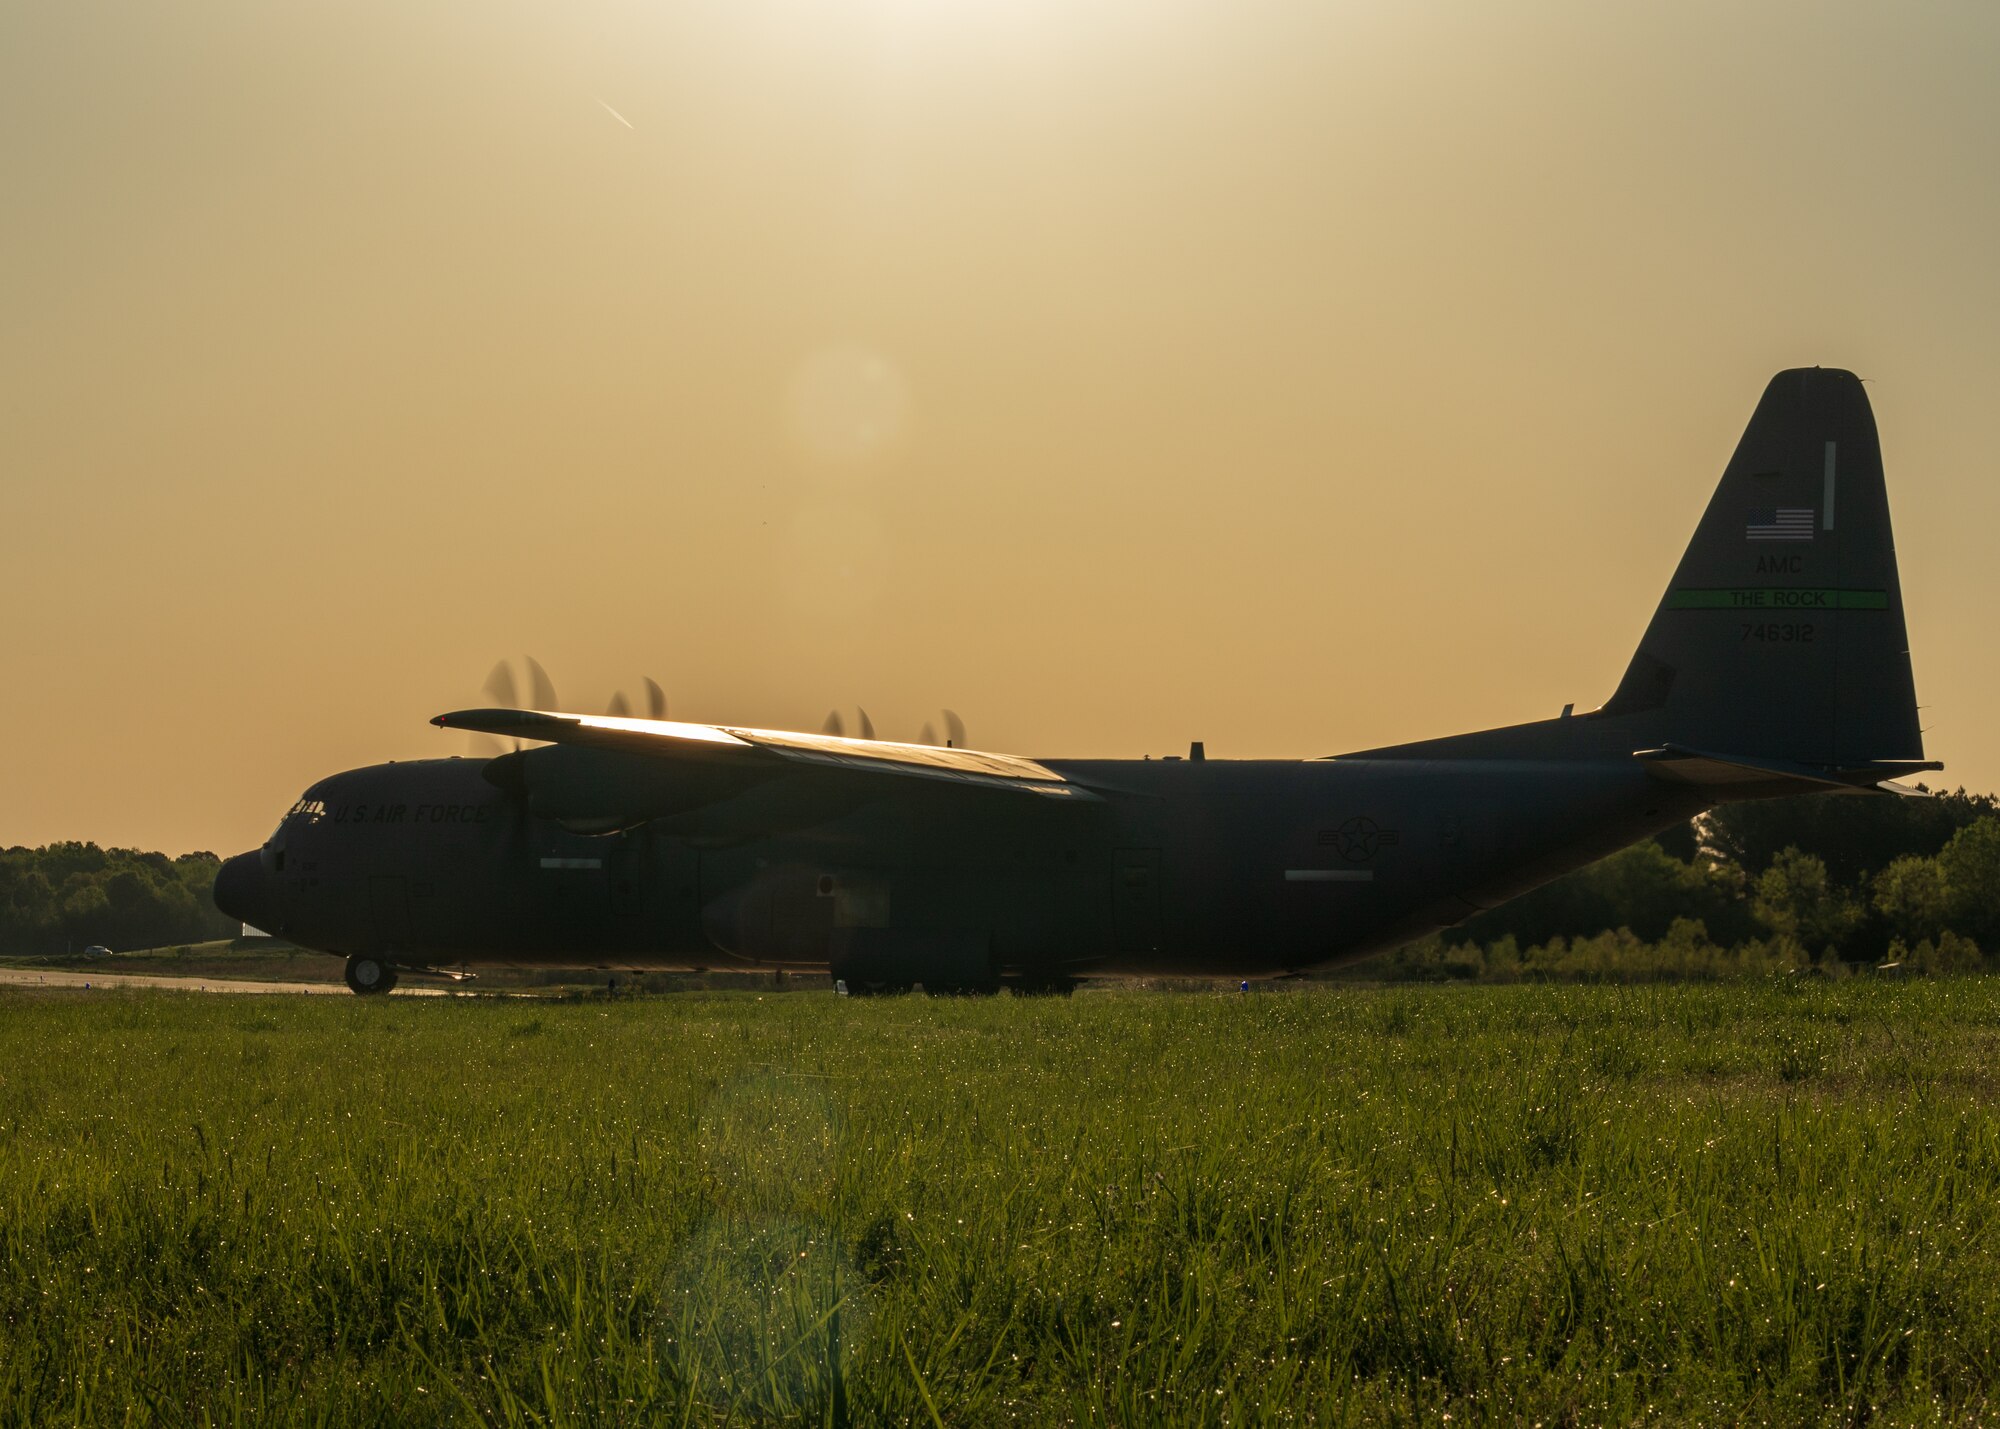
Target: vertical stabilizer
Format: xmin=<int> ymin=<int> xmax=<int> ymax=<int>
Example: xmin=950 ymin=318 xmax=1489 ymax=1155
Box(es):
xmin=1599 ymin=367 xmax=1924 ymax=766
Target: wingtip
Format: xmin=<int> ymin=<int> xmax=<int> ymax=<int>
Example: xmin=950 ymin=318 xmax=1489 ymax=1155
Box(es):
xmin=433 ymin=707 xmax=572 ymax=734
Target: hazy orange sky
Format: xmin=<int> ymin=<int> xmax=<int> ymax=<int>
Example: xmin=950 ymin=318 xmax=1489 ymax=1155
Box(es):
xmin=4 ymin=0 xmax=1996 ymax=856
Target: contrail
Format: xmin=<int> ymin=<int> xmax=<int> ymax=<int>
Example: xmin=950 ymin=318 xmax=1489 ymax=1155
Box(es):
xmin=595 ymin=97 xmax=634 ymax=130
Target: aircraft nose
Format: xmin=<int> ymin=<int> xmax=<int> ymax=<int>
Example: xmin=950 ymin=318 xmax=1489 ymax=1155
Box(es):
xmin=213 ymin=851 xmax=267 ymax=930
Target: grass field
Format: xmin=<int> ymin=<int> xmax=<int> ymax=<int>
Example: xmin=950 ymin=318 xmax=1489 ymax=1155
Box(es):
xmin=3 ymin=982 xmax=1999 ymax=1425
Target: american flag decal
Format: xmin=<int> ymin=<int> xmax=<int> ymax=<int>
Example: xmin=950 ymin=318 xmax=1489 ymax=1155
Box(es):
xmin=1746 ymin=508 xmax=1814 ymax=541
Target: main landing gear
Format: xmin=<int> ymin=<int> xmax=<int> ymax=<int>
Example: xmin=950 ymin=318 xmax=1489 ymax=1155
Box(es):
xmin=344 ymin=955 xmax=399 ymax=996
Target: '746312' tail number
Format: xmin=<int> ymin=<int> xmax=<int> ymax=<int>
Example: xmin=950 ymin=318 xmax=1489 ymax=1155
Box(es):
xmin=1741 ymin=622 xmax=1816 ymax=644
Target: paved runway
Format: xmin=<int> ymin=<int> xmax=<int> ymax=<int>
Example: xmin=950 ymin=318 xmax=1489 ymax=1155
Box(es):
xmin=0 ymin=966 xmax=448 ymax=996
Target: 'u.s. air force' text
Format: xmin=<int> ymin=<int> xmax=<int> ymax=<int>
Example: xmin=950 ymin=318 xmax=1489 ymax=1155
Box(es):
xmin=287 ymin=801 xmax=496 ymax=826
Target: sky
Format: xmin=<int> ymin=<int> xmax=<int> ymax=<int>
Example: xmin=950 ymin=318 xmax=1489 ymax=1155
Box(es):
xmin=3 ymin=0 xmax=1996 ymax=856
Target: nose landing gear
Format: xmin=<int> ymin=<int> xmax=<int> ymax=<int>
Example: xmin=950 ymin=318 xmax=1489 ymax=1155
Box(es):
xmin=344 ymin=956 xmax=399 ymax=996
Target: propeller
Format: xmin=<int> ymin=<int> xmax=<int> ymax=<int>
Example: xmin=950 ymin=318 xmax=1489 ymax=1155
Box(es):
xmin=919 ymin=709 xmax=969 ymax=749
xmin=470 ymin=656 xmax=560 ymax=756
xmin=483 ymin=659 xmax=519 ymax=709
xmin=821 ymin=707 xmax=875 ymax=740
xmin=525 ymin=656 xmax=559 ymax=711
xmin=469 ymin=657 xmax=565 ymax=756
xmin=482 ymin=657 xmax=670 ymax=725
xmin=606 ymin=675 xmax=667 ymax=720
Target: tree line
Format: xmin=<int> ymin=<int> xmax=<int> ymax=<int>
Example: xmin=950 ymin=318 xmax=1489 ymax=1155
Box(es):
xmin=0 ymin=844 xmax=238 ymax=956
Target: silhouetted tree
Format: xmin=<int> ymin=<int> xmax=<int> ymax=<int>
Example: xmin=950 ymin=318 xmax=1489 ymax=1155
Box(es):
xmin=1937 ymin=819 xmax=2000 ymax=951
xmin=1697 ymin=789 xmax=1993 ymax=886
xmin=1874 ymin=854 xmax=1951 ymax=947
xmin=1752 ymin=848 xmax=1864 ymax=955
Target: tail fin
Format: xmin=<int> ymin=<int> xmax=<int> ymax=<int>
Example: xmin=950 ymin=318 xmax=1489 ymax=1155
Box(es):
xmin=1599 ymin=367 xmax=1926 ymax=768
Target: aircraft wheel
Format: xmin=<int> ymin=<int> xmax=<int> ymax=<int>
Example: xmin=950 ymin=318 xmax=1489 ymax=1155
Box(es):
xmin=344 ymin=956 xmax=399 ymax=996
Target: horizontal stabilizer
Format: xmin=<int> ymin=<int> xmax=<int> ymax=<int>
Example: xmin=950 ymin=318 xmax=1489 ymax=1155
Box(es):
xmin=1634 ymin=743 xmax=1941 ymax=794
xmin=433 ymin=709 xmax=1099 ymax=801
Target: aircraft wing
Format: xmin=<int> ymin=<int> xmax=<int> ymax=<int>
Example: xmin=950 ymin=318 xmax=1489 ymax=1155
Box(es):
xmin=431 ymin=709 xmax=1100 ymax=802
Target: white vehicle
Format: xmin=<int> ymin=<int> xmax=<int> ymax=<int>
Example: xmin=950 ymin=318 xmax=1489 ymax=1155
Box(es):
xmin=81 ymin=945 xmax=112 ymax=958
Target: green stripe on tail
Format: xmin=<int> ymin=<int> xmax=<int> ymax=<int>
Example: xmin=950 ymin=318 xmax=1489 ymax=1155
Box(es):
xmin=1665 ymin=588 xmax=1889 ymax=611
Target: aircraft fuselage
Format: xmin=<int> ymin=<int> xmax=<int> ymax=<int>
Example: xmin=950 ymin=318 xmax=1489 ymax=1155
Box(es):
xmin=218 ymin=752 xmax=1702 ymax=985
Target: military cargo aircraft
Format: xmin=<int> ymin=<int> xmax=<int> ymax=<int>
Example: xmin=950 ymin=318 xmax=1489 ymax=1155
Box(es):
xmin=215 ymin=368 xmax=1937 ymax=995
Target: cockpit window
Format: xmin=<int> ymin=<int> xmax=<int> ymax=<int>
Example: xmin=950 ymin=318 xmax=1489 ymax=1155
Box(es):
xmin=269 ymin=796 xmax=327 ymax=846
